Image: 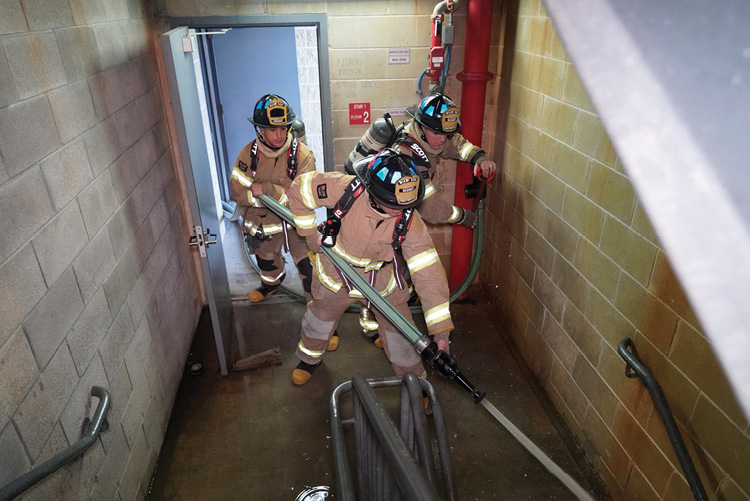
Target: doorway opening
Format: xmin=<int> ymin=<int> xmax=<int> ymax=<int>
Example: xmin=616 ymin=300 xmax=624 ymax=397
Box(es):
xmin=171 ymin=15 xmax=333 ymax=301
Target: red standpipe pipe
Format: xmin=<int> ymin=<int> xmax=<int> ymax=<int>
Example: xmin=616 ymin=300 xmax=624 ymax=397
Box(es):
xmin=449 ymin=0 xmax=494 ymax=295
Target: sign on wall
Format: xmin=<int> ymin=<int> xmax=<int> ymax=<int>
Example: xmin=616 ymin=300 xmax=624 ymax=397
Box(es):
xmin=388 ymin=48 xmax=410 ymax=64
xmin=349 ymin=103 xmax=371 ymax=125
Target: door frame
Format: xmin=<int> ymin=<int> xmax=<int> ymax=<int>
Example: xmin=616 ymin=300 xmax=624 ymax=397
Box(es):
xmin=169 ymin=14 xmax=335 ymax=172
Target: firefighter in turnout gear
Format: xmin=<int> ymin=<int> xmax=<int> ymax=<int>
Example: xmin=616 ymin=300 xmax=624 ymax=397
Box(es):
xmin=288 ymin=148 xmax=454 ymax=385
xmin=345 ymin=92 xmax=497 ymax=227
xmin=230 ymin=94 xmax=316 ymax=303
xmin=345 ymin=93 xmax=498 ymax=338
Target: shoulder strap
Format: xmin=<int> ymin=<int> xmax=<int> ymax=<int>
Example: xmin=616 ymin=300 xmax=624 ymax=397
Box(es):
xmin=287 ymin=136 xmax=299 ymax=180
xmin=320 ymin=178 xmax=366 ymax=247
xmin=391 ymin=208 xmax=415 ymax=250
xmin=250 ymin=140 xmax=259 ymax=175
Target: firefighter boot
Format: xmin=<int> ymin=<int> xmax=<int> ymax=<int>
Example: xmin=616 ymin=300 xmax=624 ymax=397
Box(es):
xmin=327 ymin=331 xmax=340 ymax=351
xmin=248 ymin=274 xmax=285 ymax=303
xmin=292 ymin=360 xmax=320 ymax=385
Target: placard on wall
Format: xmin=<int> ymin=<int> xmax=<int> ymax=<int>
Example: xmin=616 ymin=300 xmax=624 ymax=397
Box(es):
xmin=349 ymin=102 xmax=371 ymax=125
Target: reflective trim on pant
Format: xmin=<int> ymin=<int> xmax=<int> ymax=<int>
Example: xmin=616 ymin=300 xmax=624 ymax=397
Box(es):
xmin=254 ymin=237 xmax=285 ymax=285
xmin=296 ymin=287 xmax=350 ymax=365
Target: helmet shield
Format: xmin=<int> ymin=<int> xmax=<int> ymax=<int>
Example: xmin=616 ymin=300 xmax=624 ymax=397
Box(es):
xmin=354 ymin=149 xmax=425 ymax=210
xmin=249 ymin=94 xmax=295 ymax=128
xmin=405 ymin=93 xmax=461 ymax=134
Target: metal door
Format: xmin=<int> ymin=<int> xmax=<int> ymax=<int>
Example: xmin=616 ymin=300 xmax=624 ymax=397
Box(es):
xmin=161 ymin=27 xmax=233 ymax=375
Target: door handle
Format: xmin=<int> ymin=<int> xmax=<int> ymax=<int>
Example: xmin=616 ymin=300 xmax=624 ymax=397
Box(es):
xmin=189 ymin=225 xmax=218 ymax=257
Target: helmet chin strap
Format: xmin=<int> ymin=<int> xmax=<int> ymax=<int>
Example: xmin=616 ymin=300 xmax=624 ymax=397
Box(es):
xmin=416 ymin=123 xmax=429 ymax=144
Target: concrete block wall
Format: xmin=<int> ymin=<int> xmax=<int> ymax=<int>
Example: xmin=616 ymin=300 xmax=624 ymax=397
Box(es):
xmin=479 ymin=0 xmax=750 ymax=499
xmin=0 ymin=1 xmax=203 ymax=499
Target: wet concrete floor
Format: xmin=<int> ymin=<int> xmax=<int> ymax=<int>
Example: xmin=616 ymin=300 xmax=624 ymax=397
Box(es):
xmin=147 ymin=287 xmax=607 ymax=500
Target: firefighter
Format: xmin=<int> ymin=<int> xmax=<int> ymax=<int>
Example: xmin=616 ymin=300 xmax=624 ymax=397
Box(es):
xmin=229 ymin=94 xmax=316 ymax=303
xmin=288 ymin=148 xmax=453 ymax=385
xmin=345 ymin=92 xmax=497 ymax=339
xmin=345 ymin=92 xmax=497 ymax=227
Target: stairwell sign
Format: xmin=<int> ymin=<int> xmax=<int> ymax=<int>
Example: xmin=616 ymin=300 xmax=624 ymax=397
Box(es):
xmin=349 ymin=102 xmax=370 ymax=125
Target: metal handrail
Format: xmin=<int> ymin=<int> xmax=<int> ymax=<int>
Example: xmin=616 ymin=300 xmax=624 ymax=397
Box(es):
xmin=331 ymin=374 xmax=456 ymax=500
xmin=0 ymin=386 xmax=111 ymax=501
xmin=617 ymin=338 xmax=708 ymax=501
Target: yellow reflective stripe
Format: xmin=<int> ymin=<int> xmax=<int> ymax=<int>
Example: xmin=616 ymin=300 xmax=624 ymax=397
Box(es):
xmin=423 ymin=180 xmax=436 ymax=199
xmin=260 ymin=268 xmax=285 ymax=283
xmin=364 ymin=261 xmax=385 ymax=272
xmin=278 ymin=192 xmax=289 ymax=206
xmin=316 ymin=254 xmax=342 ymax=293
xmin=332 ymin=244 xmax=370 ymax=267
xmin=293 ymin=212 xmax=318 ymax=229
xmin=231 ymin=169 xmax=253 ymax=187
xmin=299 ymin=172 xmax=318 ymax=210
xmin=247 ymin=191 xmax=263 ymax=207
xmin=406 ymin=249 xmax=440 ymax=274
xmin=297 ymin=340 xmax=325 ymax=358
xmin=243 ymin=220 xmax=284 ymax=235
xmin=359 ymin=317 xmax=379 ymax=329
xmin=424 ymin=302 xmax=451 ymax=328
xmin=459 ymin=142 xmax=475 ymax=161
xmin=448 ymin=206 xmax=462 ymax=223
xmin=350 ymin=273 xmax=397 ymax=298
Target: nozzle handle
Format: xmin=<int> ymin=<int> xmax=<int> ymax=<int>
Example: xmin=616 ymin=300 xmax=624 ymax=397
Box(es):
xmin=419 ymin=340 xmax=485 ymax=403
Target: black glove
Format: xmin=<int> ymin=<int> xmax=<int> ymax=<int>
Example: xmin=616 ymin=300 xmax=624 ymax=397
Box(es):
xmin=459 ymin=209 xmax=476 ymax=229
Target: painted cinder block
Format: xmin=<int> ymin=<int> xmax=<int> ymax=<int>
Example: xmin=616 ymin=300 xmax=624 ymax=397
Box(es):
xmin=0 ymin=328 xmax=40 ymax=433
xmin=13 ymin=343 xmax=78 ymax=461
xmin=72 ymin=226 xmax=117 ymax=304
xmin=48 ymin=80 xmax=98 ymax=144
xmin=83 ymin=116 xmax=122 ymax=176
xmin=31 ymin=203 xmax=89 ymax=286
xmin=56 ymin=26 xmax=101 ymax=82
xmin=77 ymin=169 xmax=119 ymax=238
xmin=99 ymin=303 xmax=136 ymax=383
xmin=23 ymin=268 xmax=84 ymax=370
xmin=40 ymin=139 xmax=94 ymax=211
xmin=58 ymin=354 xmax=107 ymax=450
xmin=67 ymin=288 xmax=113 ymax=376
xmin=0 ymin=166 xmax=55 ymax=262
xmin=0 ymin=44 xmax=18 ymax=107
xmin=0 ymin=422 xmax=32 ymax=489
xmin=0 ymin=245 xmax=47 ymax=346
xmin=0 ymin=96 xmax=61 ymax=177
xmin=3 ymin=32 xmax=66 ymax=100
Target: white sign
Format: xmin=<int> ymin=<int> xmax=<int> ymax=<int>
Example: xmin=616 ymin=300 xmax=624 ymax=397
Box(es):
xmin=388 ymin=48 xmax=410 ymax=64
xmin=387 ymin=108 xmax=407 ymax=117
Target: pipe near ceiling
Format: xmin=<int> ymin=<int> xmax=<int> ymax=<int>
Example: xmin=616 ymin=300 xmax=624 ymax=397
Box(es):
xmin=450 ymin=0 xmax=494 ymax=294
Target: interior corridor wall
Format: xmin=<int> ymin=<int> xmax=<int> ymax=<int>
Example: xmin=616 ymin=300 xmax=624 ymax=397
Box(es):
xmin=161 ymin=0 xmax=504 ymax=273
xmin=0 ymin=1 xmax=203 ymax=499
xmin=479 ymin=0 xmax=750 ymax=499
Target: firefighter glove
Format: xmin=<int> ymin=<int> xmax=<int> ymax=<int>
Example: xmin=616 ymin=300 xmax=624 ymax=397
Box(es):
xmin=459 ymin=209 xmax=476 ymax=229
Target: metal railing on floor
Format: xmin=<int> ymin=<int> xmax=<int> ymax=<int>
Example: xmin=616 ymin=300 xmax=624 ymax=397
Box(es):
xmin=617 ymin=338 xmax=708 ymax=501
xmin=0 ymin=386 xmax=111 ymax=501
xmin=330 ymin=373 xmax=457 ymax=501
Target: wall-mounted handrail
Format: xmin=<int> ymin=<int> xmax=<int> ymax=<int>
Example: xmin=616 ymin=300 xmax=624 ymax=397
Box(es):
xmin=617 ymin=338 xmax=708 ymax=501
xmin=0 ymin=386 xmax=111 ymax=501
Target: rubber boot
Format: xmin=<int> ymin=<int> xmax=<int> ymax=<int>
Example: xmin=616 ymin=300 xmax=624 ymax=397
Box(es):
xmin=248 ymin=274 xmax=285 ymax=303
xmin=292 ymin=360 xmax=320 ymax=385
xmin=327 ymin=331 xmax=340 ymax=351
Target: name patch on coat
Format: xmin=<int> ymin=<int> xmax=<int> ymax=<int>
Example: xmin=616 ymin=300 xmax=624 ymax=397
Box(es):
xmin=317 ymin=184 xmax=328 ymax=199
xmin=238 ymin=160 xmax=249 ymax=172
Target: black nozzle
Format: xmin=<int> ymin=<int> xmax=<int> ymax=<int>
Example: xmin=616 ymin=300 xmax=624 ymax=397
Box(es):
xmin=464 ymin=178 xmax=482 ymax=199
xmin=420 ymin=342 xmax=486 ymax=403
